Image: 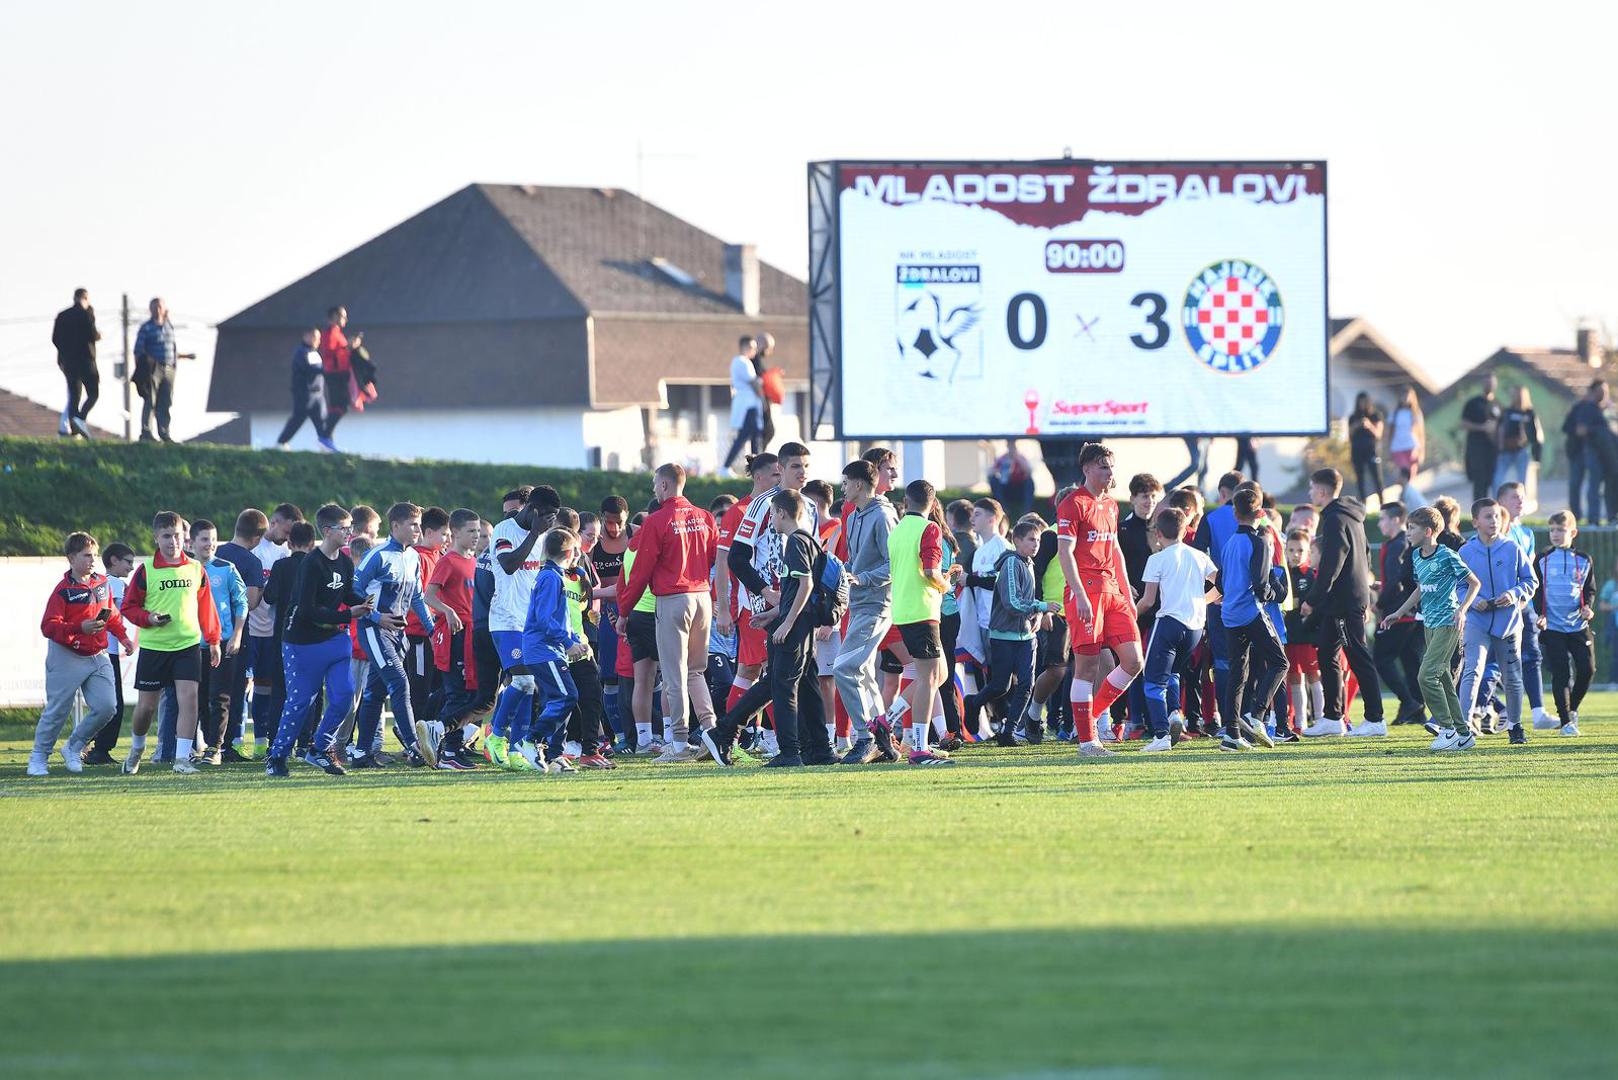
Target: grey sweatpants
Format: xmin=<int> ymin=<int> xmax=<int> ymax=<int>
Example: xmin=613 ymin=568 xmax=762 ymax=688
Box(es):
xmin=33 ymin=642 xmax=119 ymax=759
xmin=833 ymin=600 xmax=891 ymax=737
xmin=1458 ymin=625 xmax=1523 ymax=729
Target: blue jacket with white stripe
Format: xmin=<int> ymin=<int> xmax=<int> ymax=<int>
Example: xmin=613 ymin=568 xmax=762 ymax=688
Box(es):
xmin=353 ymin=537 xmax=434 ymax=634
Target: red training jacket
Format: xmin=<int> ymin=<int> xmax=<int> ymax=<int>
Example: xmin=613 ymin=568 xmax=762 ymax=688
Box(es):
xmin=41 ymin=571 xmax=132 ymax=656
xmin=320 ymin=324 xmax=351 ymax=376
xmin=617 ymin=495 xmax=718 ymax=610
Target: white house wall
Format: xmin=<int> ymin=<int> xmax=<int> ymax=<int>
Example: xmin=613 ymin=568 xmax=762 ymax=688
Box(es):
xmin=249 ymin=408 xmax=589 ymax=466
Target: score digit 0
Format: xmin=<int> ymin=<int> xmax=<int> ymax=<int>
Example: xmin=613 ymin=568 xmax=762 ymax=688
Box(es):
xmin=1044 ymin=239 xmax=1125 ymax=274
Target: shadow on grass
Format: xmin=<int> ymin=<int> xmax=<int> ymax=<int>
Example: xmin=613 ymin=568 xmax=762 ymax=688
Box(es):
xmin=1 ymin=735 xmax=1611 ymax=806
xmin=0 ymin=926 xmax=1612 ymax=1079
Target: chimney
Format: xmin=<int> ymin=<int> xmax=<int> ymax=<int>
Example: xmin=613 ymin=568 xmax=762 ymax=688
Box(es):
xmin=1578 ymin=324 xmax=1603 ymax=368
xmin=724 ymin=243 xmax=759 ymax=317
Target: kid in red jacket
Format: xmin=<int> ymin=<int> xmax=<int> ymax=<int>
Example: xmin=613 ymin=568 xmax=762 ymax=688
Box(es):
xmin=30 ymin=532 xmax=134 ymax=776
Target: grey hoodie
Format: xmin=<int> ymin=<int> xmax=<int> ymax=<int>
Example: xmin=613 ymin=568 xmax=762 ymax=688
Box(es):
xmin=988 ymin=548 xmax=1046 ymax=640
xmin=844 ymin=494 xmax=898 ymax=612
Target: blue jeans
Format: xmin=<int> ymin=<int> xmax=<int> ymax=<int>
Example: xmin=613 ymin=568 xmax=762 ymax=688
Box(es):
xmin=273 ymin=635 xmax=355 ymax=760
xmin=356 ymin=623 xmax=419 ymax=755
xmin=1584 ymin=448 xmax=1608 ymax=525
xmin=1143 ymin=616 xmax=1202 ymax=738
xmin=1492 ymin=447 xmax=1530 ymax=491
xmin=1165 ymin=436 xmax=1205 ymax=490
xmin=1570 ymin=449 xmax=1588 ymax=522
xmin=721 ymin=408 xmax=763 ymax=470
xmin=157 ymin=686 xmax=178 ymax=760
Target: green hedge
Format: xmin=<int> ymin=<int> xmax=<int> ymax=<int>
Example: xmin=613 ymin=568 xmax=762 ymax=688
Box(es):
xmin=0 ymin=437 xmax=747 ymax=555
xmin=0 ymin=436 xmax=987 ymax=556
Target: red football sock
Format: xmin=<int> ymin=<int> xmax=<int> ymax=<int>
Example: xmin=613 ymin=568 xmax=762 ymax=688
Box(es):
xmin=1070 ymin=677 xmax=1095 ymax=743
xmin=1090 ymin=665 xmax=1134 ymax=717
xmin=834 ymin=694 xmax=850 ymax=738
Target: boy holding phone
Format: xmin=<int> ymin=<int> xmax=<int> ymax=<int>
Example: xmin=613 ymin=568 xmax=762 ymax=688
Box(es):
xmin=30 ymin=532 xmax=134 ymax=775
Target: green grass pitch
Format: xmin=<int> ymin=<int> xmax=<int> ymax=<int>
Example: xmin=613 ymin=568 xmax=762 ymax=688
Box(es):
xmin=1 ymin=700 xmax=1614 ymax=1078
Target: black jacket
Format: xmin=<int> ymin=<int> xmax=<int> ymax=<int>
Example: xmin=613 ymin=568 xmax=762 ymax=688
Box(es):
xmin=52 ymin=304 xmax=98 ymax=367
xmin=1311 ymin=496 xmax=1371 ymax=614
xmin=1376 ymin=531 xmax=1414 ymax=618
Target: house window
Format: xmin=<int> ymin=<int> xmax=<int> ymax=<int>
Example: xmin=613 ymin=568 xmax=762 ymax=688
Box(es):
xmin=654 ymin=383 xmax=709 ymax=443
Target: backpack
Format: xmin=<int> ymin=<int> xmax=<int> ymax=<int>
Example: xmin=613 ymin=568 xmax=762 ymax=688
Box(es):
xmin=793 ymin=529 xmax=849 ymax=627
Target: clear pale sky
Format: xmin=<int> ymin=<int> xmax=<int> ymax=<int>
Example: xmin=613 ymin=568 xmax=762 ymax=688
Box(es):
xmin=1 ymin=0 xmax=1612 ymax=438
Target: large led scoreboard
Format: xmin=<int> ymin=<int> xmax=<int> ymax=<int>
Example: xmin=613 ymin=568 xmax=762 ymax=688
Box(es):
xmin=806 ymin=160 xmax=1329 ymax=440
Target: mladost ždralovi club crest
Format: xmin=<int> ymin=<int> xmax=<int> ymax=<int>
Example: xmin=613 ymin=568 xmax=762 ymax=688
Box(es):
xmin=894 ymin=262 xmax=983 ymax=382
xmin=1182 ymin=259 xmax=1283 ymax=374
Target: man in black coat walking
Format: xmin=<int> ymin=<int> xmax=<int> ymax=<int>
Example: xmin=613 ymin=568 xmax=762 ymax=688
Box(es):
xmin=51 ymin=288 xmax=101 ymax=438
xmin=1302 ymin=466 xmax=1385 ymax=737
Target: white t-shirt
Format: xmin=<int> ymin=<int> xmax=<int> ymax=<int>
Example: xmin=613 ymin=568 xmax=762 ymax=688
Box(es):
xmin=249 ymin=537 xmax=289 ymax=637
xmin=729 ymin=354 xmax=761 ymax=427
xmin=971 ymin=532 xmax=1010 ymax=629
xmin=1390 ymin=407 xmax=1418 ymax=453
xmin=489 ymin=516 xmax=547 ymax=633
xmin=732 ymin=486 xmax=817 ymax=612
xmin=107 ymin=576 xmax=127 ymax=655
xmin=1143 ymin=543 xmax=1218 ymax=630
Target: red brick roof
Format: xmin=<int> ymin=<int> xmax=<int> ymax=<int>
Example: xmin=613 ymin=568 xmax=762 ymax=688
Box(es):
xmin=0 ymin=386 xmax=119 ymax=439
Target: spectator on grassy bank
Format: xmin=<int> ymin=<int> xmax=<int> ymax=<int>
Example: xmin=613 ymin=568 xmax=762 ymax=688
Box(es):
xmin=51 ymin=288 xmax=101 ymax=439
xmin=133 ymin=297 xmax=195 ymax=443
xmin=319 ymin=306 xmax=351 ymax=452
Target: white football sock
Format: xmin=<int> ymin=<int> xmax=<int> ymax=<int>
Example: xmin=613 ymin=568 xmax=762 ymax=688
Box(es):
xmin=130 ymin=734 xmax=147 ymax=752
xmin=636 ymin=722 xmax=652 ymax=744
xmin=176 ymin=737 xmax=194 ymax=760
xmin=1310 ymin=680 xmax=1325 ymax=722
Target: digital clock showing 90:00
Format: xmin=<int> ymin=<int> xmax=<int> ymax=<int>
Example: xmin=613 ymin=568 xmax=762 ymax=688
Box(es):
xmin=1044 ymin=239 xmax=1125 ymax=273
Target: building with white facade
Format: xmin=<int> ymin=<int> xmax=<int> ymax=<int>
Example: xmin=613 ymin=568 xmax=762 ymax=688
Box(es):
xmin=208 ymin=184 xmax=811 ymax=472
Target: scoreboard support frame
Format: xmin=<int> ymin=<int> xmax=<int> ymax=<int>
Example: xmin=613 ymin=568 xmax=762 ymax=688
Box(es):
xmin=807 ymin=160 xmax=841 ymax=442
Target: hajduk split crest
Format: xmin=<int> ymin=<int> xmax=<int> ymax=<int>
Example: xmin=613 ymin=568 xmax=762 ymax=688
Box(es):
xmin=1182 ymin=259 xmax=1284 ymax=374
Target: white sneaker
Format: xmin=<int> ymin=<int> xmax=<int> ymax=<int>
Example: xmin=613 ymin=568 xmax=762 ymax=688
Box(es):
xmin=172 ymin=758 xmax=200 ymax=775
xmin=1240 ymin=714 xmax=1274 ymax=748
xmin=1561 ymin=720 xmax=1580 ymax=737
xmin=1097 ymin=723 xmax=1119 ymax=742
xmin=1303 ymin=718 xmax=1345 ymax=737
xmin=122 ymin=747 xmax=143 ymax=775
xmin=62 ymin=739 xmax=85 ymax=774
xmin=1141 ymin=735 xmax=1173 ymax=753
xmin=27 ymin=754 xmax=48 ymax=777
xmin=1532 ymin=707 xmax=1557 ymax=731
xmin=1429 ymin=729 xmax=1459 ymax=752
xmin=412 ymin=720 xmax=438 ymax=768
xmin=655 ymin=745 xmax=699 ymax=764
xmin=1347 ymin=720 xmax=1388 ymax=737
xmin=1076 ymin=740 xmax=1117 ymax=758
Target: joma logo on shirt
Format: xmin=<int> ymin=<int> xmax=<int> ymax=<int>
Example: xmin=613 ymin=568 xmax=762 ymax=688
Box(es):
xmin=157 ymin=578 xmax=191 ymax=591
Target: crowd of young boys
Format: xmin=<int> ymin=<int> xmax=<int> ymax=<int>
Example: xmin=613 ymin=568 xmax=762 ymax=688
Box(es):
xmin=25 ymin=441 xmax=1597 ymax=777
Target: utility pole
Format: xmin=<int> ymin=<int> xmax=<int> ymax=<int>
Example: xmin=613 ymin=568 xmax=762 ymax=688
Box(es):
xmin=120 ymin=292 xmax=133 ymax=442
